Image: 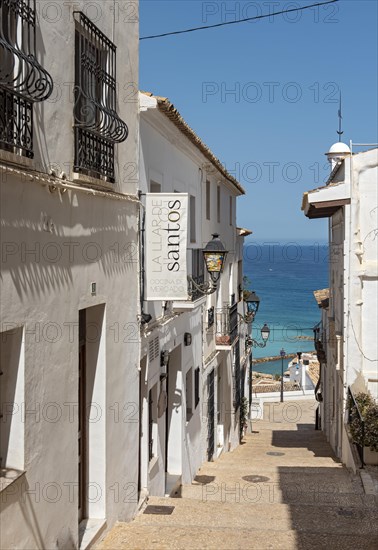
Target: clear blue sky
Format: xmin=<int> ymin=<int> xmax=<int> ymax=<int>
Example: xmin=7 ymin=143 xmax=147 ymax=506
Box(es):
xmin=139 ymin=0 xmax=378 ymax=242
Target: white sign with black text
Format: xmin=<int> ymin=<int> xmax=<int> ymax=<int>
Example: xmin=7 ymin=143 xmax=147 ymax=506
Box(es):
xmin=145 ymin=193 xmax=188 ymax=301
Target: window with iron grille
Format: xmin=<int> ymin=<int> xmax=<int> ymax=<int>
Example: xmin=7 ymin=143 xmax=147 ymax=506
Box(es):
xmin=0 ymin=0 xmax=53 ymax=158
xmin=194 ymin=367 xmax=200 ymax=408
xmin=73 ymin=12 xmax=128 ymax=183
xmin=148 ymin=385 xmax=158 ymax=461
xmin=189 ymin=249 xmax=205 ymax=301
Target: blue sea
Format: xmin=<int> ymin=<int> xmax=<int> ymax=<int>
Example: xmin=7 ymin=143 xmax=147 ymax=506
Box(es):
xmin=243 ymin=242 xmax=328 ymax=374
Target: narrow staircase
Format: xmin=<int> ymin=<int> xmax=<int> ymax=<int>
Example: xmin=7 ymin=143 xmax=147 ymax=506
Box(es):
xmin=99 ymin=400 xmax=377 ymax=549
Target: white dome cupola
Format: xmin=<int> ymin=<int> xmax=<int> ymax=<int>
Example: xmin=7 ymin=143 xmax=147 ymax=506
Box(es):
xmin=326 ymin=141 xmax=351 ymax=170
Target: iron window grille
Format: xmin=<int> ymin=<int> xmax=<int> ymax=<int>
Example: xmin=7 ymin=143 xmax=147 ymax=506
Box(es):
xmin=73 ymin=11 xmax=128 ymax=183
xmin=189 ymin=249 xmax=205 ymax=301
xmin=0 ymin=0 xmax=53 ymax=158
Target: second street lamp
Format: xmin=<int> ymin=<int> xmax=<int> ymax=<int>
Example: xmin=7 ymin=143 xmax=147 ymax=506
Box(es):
xmin=243 ymin=290 xmax=260 ymax=323
xmin=246 ymin=323 xmax=271 ymax=419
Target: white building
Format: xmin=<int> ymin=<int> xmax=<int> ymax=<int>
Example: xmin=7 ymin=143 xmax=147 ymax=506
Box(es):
xmin=302 ymin=143 xmax=378 ymax=467
xmin=0 ymin=2 xmax=140 ymax=548
xmin=138 ymin=92 xmax=248 ymax=497
xmin=287 ymin=353 xmax=317 ymax=390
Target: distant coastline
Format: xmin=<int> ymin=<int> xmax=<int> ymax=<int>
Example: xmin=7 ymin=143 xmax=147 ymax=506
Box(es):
xmin=253 ymin=351 xmax=315 ymax=364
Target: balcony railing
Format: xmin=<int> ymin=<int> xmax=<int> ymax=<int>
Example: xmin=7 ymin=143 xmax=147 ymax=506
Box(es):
xmin=188 ymin=274 xmax=205 ymax=302
xmin=0 ymin=0 xmax=53 ymax=158
xmin=73 ymin=11 xmax=128 ymax=182
xmin=215 ymin=303 xmax=238 ymax=346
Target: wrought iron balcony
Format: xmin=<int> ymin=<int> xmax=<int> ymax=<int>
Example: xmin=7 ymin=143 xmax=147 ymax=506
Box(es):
xmin=73 ymin=11 xmax=128 ymax=182
xmin=0 ymin=0 xmax=53 ymax=158
xmin=215 ymin=303 xmax=238 ymax=346
xmin=313 ymin=322 xmax=327 ymax=363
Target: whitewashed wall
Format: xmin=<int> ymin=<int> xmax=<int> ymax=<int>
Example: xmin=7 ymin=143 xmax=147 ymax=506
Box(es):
xmin=139 ymin=93 xmax=244 ymax=493
xmin=313 ymin=149 xmax=378 ymax=467
xmin=0 ymin=2 xmax=140 ymax=548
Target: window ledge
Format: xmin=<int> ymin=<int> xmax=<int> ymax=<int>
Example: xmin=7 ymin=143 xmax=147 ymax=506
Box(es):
xmin=72 ymin=172 xmax=115 ymax=191
xmin=0 ymin=149 xmax=34 ymax=170
xmin=0 ymin=468 xmax=25 ymax=493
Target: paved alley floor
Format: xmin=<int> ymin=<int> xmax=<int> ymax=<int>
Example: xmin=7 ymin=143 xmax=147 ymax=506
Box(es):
xmin=98 ymin=400 xmax=378 ymax=549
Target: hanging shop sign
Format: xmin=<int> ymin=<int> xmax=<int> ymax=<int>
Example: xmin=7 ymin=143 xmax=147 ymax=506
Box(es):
xmin=145 ymin=193 xmax=188 ymax=300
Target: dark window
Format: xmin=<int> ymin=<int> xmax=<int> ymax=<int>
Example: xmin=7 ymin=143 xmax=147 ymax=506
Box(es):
xmin=73 ymin=12 xmax=128 ymax=182
xmin=217 ymin=185 xmax=221 ymax=223
xmin=150 ymin=180 xmax=161 ymax=193
xmin=206 ymin=180 xmax=210 ymax=220
xmin=0 ymin=0 xmax=53 ymax=158
xmin=148 ymin=389 xmax=153 ymax=461
xmin=189 ymin=249 xmax=205 ymax=301
xmin=208 ymin=306 xmax=215 ymax=328
xmin=194 ymin=367 xmax=200 ymax=408
xmin=186 ymin=368 xmax=193 ymax=420
xmin=189 ymin=195 xmax=196 ymax=242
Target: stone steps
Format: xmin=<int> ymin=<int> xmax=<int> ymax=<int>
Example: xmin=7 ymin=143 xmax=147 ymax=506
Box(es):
xmin=98 ymin=400 xmax=378 ymax=550
xmin=133 ymin=496 xmax=378 ymax=535
xmin=178 ymin=485 xmax=374 ymax=507
xmin=99 ymin=521 xmax=378 ymax=550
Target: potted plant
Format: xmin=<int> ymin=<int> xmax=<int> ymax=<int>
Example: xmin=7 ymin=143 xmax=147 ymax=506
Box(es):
xmin=348 ymin=392 xmax=378 ymax=465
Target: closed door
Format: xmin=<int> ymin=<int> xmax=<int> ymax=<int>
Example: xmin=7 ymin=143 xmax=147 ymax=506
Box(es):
xmin=207 ymin=370 xmax=215 ymax=461
xmin=78 ymin=310 xmax=87 ymax=522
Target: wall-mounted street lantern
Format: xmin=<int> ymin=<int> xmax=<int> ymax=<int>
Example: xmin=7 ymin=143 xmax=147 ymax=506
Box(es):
xmin=243 ymin=290 xmax=260 ymax=323
xmin=245 ymin=323 xmax=270 ymax=349
xmin=188 ymin=234 xmax=228 ymax=296
xmin=202 ymin=233 xmax=228 ymax=283
xmin=160 ymin=350 xmax=170 ymax=381
xmin=246 ymin=321 xmax=270 ymax=421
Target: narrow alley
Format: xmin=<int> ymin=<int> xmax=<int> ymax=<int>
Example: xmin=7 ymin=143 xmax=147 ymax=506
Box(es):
xmin=98 ymin=400 xmax=378 ymax=550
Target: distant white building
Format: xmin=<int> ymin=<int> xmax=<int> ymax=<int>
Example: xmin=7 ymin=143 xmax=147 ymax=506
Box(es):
xmin=139 ymin=92 xmax=248 ymax=497
xmin=302 ymin=143 xmax=378 ymax=467
xmin=288 ymin=353 xmax=317 ymax=391
xmin=0 ymin=2 xmax=140 ymax=548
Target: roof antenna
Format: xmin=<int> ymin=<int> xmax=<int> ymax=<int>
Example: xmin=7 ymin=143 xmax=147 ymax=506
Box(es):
xmin=337 ymin=91 xmax=343 ymax=142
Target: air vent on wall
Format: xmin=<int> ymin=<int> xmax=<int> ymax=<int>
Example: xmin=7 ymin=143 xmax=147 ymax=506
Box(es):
xmin=149 ymin=336 xmax=160 ymax=362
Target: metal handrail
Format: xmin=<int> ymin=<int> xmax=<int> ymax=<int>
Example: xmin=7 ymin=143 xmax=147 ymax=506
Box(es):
xmin=347 ymin=386 xmax=365 ymax=468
